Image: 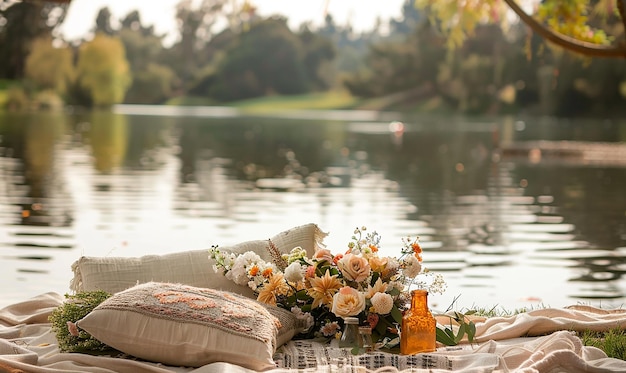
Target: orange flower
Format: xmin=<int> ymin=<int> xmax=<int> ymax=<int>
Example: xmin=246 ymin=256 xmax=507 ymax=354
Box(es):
xmin=262 ymin=267 xmax=273 ymax=278
xmin=411 ymin=242 xmax=422 ymax=254
xmin=307 ymin=270 xmax=343 ymax=309
xmin=368 ymin=256 xmax=388 ymax=273
xmin=369 ymin=244 xmax=378 ymax=253
xmin=333 ymin=253 xmax=343 ymax=265
xmin=249 ymin=265 xmax=260 ymax=277
xmin=257 ymin=273 xmax=289 ymax=305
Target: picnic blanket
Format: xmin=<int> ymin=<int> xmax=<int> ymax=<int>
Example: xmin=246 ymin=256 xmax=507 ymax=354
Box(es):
xmin=2 ymin=293 xmax=626 ymax=373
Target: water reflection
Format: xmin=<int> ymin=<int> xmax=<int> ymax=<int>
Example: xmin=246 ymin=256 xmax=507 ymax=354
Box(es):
xmin=88 ymin=111 xmax=128 ymax=173
xmin=0 ymin=110 xmax=624 ymax=310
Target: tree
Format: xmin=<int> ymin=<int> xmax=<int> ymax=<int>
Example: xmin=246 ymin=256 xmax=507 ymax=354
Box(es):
xmin=0 ymin=0 xmax=70 ymax=79
xmin=117 ymin=10 xmax=175 ymax=104
xmin=390 ymin=0 xmax=424 ymax=36
xmin=76 ymin=34 xmax=132 ymax=107
xmin=171 ymin=0 xmax=227 ymax=83
xmin=94 ymin=6 xmax=114 ymax=36
xmin=298 ymin=26 xmax=336 ymax=90
xmin=206 ymin=17 xmax=311 ymax=101
xmin=24 ymin=36 xmax=74 ymax=94
xmin=415 ymin=0 xmax=626 ymax=58
xmin=125 ymin=63 xmax=175 ymax=104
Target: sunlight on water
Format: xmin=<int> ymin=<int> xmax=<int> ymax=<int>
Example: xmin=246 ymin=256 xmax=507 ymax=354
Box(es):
xmin=0 ymin=111 xmax=625 ymax=312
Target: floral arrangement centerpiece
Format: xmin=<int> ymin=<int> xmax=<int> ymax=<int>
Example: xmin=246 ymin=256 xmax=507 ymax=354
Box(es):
xmin=209 ymin=227 xmax=446 ymax=348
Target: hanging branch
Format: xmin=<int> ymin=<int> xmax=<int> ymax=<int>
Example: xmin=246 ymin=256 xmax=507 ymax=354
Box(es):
xmin=502 ymin=0 xmax=626 ymax=58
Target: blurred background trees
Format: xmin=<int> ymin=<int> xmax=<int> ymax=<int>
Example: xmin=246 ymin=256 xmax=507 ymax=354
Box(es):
xmin=75 ymin=34 xmax=131 ymax=107
xmin=0 ymin=0 xmax=624 ymax=116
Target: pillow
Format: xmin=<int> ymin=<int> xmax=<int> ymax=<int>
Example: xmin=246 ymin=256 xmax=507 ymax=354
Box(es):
xmin=77 ymin=282 xmax=307 ymax=369
xmin=70 ymin=223 xmax=326 ymax=296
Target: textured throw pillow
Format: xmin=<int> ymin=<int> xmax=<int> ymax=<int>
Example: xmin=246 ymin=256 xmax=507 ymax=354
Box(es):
xmin=70 ymin=223 xmax=326 ymax=296
xmin=77 ymin=282 xmax=306 ymax=369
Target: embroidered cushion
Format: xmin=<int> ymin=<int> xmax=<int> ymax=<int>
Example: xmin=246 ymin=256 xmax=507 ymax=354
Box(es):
xmin=77 ymin=282 xmax=306 ymax=369
xmin=69 ymin=223 xmax=326 ymax=296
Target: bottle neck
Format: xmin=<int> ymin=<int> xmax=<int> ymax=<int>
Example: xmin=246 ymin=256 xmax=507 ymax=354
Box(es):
xmin=410 ymin=289 xmax=429 ymax=311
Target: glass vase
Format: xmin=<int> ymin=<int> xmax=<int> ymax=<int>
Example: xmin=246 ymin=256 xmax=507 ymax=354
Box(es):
xmin=400 ymin=289 xmax=436 ymax=355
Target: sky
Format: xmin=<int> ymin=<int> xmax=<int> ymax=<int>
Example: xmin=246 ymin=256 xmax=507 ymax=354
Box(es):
xmin=58 ymin=0 xmax=406 ymax=46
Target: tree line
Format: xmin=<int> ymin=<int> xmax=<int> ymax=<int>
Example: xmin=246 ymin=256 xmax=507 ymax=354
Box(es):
xmin=0 ymin=0 xmax=624 ymax=117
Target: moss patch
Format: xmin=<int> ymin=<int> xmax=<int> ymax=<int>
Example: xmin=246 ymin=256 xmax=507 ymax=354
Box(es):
xmin=48 ymin=291 xmax=113 ymax=353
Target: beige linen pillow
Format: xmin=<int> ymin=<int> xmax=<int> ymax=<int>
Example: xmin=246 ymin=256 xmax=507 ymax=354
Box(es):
xmin=77 ymin=282 xmax=306 ymax=369
xmin=70 ymin=223 xmax=326 ymax=296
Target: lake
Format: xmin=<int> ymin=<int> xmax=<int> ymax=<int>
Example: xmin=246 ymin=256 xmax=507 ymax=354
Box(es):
xmin=0 ymin=106 xmax=625 ymax=312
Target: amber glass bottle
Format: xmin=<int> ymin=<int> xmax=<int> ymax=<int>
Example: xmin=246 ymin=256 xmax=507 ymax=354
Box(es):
xmin=400 ymin=289 xmax=436 ymax=355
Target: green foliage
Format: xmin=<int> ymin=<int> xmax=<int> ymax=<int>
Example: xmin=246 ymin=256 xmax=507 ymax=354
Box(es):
xmin=415 ymin=0 xmax=503 ymax=49
xmin=415 ymin=0 xmax=624 ymax=59
xmin=3 ymin=86 xmax=29 ymax=111
xmin=76 ymin=34 xmax=132 ymax=107
xmin=536 ymin=0 xmax=613 ymax=44
xmin=0 ymin=1 xmax=69 ymax=80
xmin=25 ymin=37 xmax=74 ymax=94
xmin=125 ymin=63 xmax=175 ymax=104
xmin=344 ymin=21 xmax=445 ymax=100
xmin=436 ymin=310 xmax=477 ymax=346
xmin=208 ymin=18 xmax=310 ymax=101
xmin=165 ymin=95 xmax=216 ymax=106
xmin=298 ymin=28 xmax=337 ymax=90
xmin=581 ymin=328 xmax=626 ymax=360
xmin=31 ymin=90 xmax=64 ymax=111
xmin=48 ymin=291 xmax=112 ymax=353
xmin=228 ymin=91 xmax=358 ymax=112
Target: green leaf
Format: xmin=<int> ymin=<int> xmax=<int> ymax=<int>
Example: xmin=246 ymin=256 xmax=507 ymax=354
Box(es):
xmin=375 ymin=320 xmax=388 ymax=336
xmin=445 ymin=327 xmax=456 ymax=340
xmin=467 ymin=321 xmax=476 ymax=343
xmin=370 ymin=272 xmax=380 ymax=285
xmin=456 ymin=323 xmax=467 ymax=344
xmin=436 ymin=327 xmax=456 ymax=346
xmin=391 ymin=306 xmax=403 ymax=324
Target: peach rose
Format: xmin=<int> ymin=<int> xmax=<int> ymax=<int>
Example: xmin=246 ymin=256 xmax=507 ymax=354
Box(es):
xmin=305 ymin=265 xmax=317 ymax=279
xmin=338 ymin=253 xmax=371 ymax=283
xmin=313 ymin=249 xmax=334 ymax=263
xmin=331 ymin=286 xmax=366 ymax=318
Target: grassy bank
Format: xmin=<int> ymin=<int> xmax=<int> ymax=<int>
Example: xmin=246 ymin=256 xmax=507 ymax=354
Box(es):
xmin=166 ymin=89 xmax=455 ymax=114
xmin=166 ymin=90 xmax=362 ymax=113
xmin=3 ymin=85 xmax=447 ymax=114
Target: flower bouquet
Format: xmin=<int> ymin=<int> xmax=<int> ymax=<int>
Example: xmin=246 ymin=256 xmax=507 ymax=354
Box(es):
xmin=209 ymin=227 xmax=446 ymax=348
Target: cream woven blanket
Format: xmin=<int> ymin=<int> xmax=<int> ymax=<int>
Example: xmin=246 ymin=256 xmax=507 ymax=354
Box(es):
xmin=1 ymin=293 xmax=626 ymax=373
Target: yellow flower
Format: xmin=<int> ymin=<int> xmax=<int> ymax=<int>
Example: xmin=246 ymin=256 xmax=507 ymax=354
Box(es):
xmin=257 ymin=273 xmax=289 ymax=306
xmin=307 ymin=270 xmax=343 ymax=309
xmin=368 ymin=256 xmax=388 ymax=273
xmin=365 ymin=277 xmax=388 ymax=299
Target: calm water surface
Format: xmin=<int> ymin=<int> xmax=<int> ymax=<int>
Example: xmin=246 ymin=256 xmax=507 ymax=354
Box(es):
xmin=1 ymin=107 xmax=625 ymax=311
